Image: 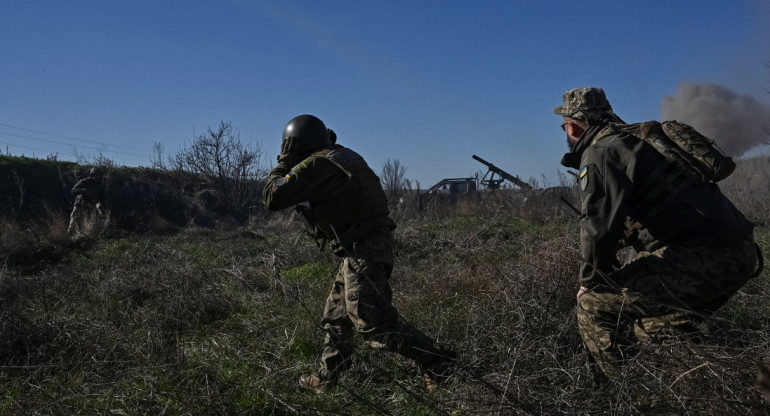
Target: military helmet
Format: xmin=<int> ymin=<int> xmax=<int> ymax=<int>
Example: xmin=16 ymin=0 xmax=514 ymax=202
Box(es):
xmin=553 ymin=87 xmax=624 ymax=125
xmin=282 ymin=114 xmax=331 ymax=154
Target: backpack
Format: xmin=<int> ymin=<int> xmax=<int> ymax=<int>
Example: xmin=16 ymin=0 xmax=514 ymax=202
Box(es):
xmin=624 ymin=120 xmax=735 ymax=183
xmin=613 ymin=120 xmax=735 ymax=244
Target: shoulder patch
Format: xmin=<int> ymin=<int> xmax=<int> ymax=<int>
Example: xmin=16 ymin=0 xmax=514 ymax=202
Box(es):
xmin=579 ymin=167 xmax=589 ymax=191
xmin=274 ymin=171 xmax=295 ymax=187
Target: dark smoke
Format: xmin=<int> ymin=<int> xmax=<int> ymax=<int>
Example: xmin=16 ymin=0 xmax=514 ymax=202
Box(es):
xmin=660 ymin=82 xmax=770 ymax=157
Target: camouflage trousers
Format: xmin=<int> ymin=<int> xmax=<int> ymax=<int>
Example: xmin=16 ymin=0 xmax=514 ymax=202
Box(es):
xmin=577 ymin=239 xmax=758 ymax=377
xmin=319 ymin=227 xmax=444 ymax=378
xmin=67 ymin=198 xmax=103 ymax=236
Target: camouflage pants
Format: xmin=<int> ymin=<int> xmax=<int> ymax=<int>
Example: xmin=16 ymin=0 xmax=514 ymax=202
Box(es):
xmin=68 ymin=199 xmax=104 ymax=237
xmin=319 ymin=227 xmax=443 ymax=378
xmin=68 ymin=199 xmax=90 ymax=236
xmin=577 ymin=239 xmax=758 ymax=377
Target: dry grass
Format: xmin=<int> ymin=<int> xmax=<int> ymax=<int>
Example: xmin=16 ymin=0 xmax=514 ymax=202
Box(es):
xmin=0 ymin=156 xmax=767 ymax=415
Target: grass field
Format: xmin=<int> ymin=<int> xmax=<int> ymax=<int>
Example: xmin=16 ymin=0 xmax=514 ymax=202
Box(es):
xmin=0 ymin=156 xmax=769 ymax=415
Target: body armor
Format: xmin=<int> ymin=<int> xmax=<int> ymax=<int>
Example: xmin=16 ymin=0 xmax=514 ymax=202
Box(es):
xmin=308 ymin=145 xmax=389 ymax=235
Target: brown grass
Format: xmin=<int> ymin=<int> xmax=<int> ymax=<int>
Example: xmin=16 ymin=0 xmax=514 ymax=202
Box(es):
xmin=0 ymin=155 xmax=766 ymax=414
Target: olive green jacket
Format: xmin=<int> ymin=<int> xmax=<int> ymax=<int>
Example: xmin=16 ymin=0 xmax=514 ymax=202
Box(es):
xmin=561 ymin=123 xmax=753 ymax=287
xmin=263 ymin=146 xmax=395 ymax=254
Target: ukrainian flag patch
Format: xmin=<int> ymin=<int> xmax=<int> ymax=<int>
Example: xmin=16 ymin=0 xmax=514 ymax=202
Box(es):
xmin=275 ymin=171 xmax=294 ymax=187
xmin=579 ymin=166 xmax=589 ymax=191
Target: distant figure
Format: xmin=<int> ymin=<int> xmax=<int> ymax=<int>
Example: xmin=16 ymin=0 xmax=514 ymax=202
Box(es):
xmin=263 ymin=114 xmax=454 ymax=393
xmin=68 ymin=167 xmax=106 ymax=237
xmin=554 ymin=87 xmax=760 ymax=377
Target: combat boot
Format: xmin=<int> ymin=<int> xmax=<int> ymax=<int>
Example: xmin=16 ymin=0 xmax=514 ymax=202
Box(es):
xmin=423 ymin=349 xmax=456 ymax=391
xmin=299 ymin=369 xmax=334 ymax=394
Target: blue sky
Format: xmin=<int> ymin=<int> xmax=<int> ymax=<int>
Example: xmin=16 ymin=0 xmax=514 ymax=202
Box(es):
xmin=2 ymin=1 xmax=769 ymax=188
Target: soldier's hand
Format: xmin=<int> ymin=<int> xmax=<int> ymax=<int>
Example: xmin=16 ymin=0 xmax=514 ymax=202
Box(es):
xmin=577 ymin=286 xmax=589 ymax=302
xmin=277 ymin=136 xmax=301 ymax=169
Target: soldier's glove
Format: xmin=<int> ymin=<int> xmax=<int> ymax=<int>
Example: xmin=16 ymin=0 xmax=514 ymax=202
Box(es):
xmin=277 ymin=136 xmax=302 ymax=170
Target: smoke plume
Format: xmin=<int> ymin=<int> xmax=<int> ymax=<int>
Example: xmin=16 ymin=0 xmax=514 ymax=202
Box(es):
xmin=660 ymin=82 xmax=770 ymax=157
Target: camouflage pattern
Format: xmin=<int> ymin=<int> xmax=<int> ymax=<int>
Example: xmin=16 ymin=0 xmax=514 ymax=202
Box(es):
xmin=310 ymin=146 xmax=390 ymax=228
xmin=262 ymin=137 xmax=452 ymax=384
xmin=561 ymin=120 xmax=754 ymax=287
xmin=263 ymin=146 xmax=395 ymax=254
xmin=557 ymin=88 xmax=757 ymax=377
xmin=553 ymin=87 xmax=624 ymax=125
xmin=319 ymin=226 xmax=446 ymax=377
xmin=67 ymin=196 xmax=104 ymax=236
xmin=68 ymin=175 xmax=105 ymax=236
xmin=577 ymin=239 xmax=758 ymax=376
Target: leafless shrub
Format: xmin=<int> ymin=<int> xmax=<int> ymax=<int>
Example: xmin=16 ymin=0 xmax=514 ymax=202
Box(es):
xmin=169 ymin=121 xmax=267 ymax=219
xmin=380 ymin=158 xmax=411 ymax=194
xmin=150 ymin=141 xmax=167 ymax=170
xmin=72 ymin=150 xmax=116 ymax=169
xmin=0 ymin=213 xmax=69 ymax=268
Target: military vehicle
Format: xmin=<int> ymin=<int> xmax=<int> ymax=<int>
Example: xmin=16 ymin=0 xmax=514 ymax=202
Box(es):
xmin=424 ymin=155 xmax=532 ymax=195
xmin=425 ymin=177 xmax=477 ymax=195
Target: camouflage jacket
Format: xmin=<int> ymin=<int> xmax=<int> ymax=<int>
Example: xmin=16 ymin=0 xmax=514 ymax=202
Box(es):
xmin=263 ymin=145 xmax=395 ymax=253
xmin=71 ymin=177 xmax=104 ymax=203
xmin=561 ymin=123 xmax=754 ymax=287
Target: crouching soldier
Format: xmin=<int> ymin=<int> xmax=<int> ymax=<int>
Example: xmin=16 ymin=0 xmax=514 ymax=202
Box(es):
xmin=263 ymin=114 xmax=455 ymax=393
xmin=554 ymin=87 xmax=760 ymax=378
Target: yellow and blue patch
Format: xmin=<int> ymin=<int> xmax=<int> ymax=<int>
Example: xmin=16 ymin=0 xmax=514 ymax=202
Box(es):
xmin=579 ymin=166 xmax=589 ymax=191
xmin=275 ymin=171 xmax=294 ymax=187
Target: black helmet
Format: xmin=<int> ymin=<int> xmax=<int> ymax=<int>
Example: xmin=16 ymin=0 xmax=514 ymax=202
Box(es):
xmin=282 ymin=114 xmax=331 ymax=154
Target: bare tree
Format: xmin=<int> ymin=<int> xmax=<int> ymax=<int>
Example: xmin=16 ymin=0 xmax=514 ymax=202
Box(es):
xmin=92 ymin=153 xmax=116 ymax=169
xmin=380 ymin=158 xmax=412 ymax=200
xmin=171 ymin=121 xmax=266 ymax=217
xmin=72 ymin=149 xmax=90 ymax=165
xmin=150 ymin=142 xmax=167 ymax=170
xmin=71 ymin=149 xmax=116 ymax=169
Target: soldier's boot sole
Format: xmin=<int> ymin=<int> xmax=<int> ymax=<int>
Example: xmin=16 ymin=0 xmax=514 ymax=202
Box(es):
xmin=299 ymin=373 xmax=333 ymax=394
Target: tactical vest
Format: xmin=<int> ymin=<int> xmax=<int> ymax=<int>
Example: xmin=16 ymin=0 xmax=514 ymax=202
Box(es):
xmin=590 ymin=121 xmax=734 ymax=244
xmin=308 ymin=145 xmax=389 ymax=235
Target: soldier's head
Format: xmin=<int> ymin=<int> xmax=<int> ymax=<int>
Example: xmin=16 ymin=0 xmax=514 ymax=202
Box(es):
xmin=281 ymin=114 xmax=332 ymax=157
xmin=554 ymin=87 xmax=624 ymax=150
xmin=554 ymin=87 xmax=624 ymax=126
xmin=560 ymin=116 xmax=589 ymax=150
